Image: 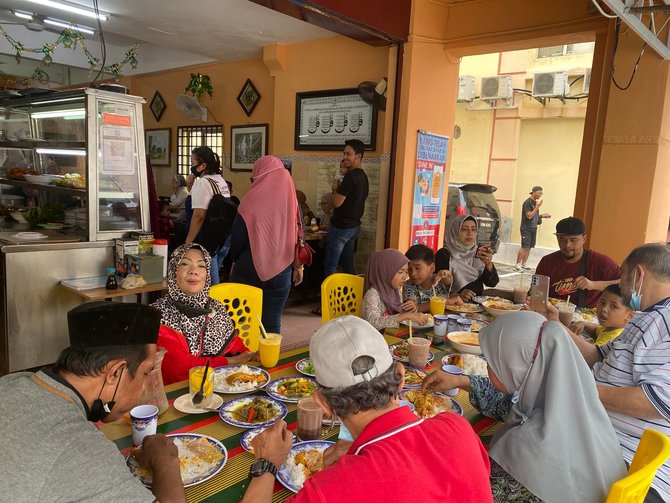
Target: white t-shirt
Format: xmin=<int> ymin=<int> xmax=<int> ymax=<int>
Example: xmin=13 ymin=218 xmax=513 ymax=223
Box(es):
xmin=190 ymin=174 xmax=230 ymax=210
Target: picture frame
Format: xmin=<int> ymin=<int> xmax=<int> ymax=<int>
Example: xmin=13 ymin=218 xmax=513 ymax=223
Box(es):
xmin=145 ymin=128 xmax=171 ymax=166
xmin=149 ymin=91 xmax=166 ymax=122
xmin=294 ymin=88 xmax=377 ymax=151
xmin=237 ymin=79 xmax=261 ymax=117
xmin=230 ymin=124 xmax=268 ymax=171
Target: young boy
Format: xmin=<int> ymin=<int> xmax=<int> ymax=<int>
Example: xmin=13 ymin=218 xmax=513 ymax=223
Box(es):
xmin=403 ymin=244 xmax=457 ymax=313
xmin=569 ymin=284 xmax=634 ymax=346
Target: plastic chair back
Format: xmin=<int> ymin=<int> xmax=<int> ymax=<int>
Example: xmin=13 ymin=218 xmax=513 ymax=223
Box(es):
xmin=321 ymin=273 xmax=364 ymax=323
xmin=606 ymin=429 xmax=670 ymax=503
xmin=209 ymin=283 xmax=263 ymax=352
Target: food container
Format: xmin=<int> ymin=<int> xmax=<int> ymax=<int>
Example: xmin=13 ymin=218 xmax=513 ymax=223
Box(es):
xmin=447 ymin=331 xmax=483 ymax=355
xmin=483 ymin=301 xmax=523 ymax=318
xmin=0 ymin=194 xmax=26 ymax=206
xmin=126 ymin=254 xmax=163 ymax=283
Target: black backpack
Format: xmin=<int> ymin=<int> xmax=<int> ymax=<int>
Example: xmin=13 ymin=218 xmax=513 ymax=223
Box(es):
xmin=197 ymin=177 xmax=238 ymax=255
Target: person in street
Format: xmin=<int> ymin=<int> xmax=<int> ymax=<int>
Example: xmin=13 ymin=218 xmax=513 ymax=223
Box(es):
xmin=534 ymin=216 xmax=620 ymax=308
xmin=556 ymin=243 xmax=670 ymax=502
xmin=0 ymin=302 xmax=186 ymax=503
xmin=324 ymin=139 xmax=369 ymax=277
xmin=515 ymin=185 xmax=550 ymax=272
xmin=241 ymin=316 xmax=494 ymax=503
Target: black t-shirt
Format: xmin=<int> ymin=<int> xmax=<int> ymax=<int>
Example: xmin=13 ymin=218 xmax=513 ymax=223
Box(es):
xmin=520 ymin=197 xmax=541 ymax=230
xmin=331 ymin=168 xmax=369 ymax=229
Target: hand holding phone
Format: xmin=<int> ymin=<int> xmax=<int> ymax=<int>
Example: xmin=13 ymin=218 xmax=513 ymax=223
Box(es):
xmin=529 ymin=274 xmax=550 ymax=312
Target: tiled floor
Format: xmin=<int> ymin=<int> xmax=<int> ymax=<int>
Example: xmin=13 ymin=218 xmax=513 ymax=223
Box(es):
xmin=279 ymin=299 xmax=322 ymax=351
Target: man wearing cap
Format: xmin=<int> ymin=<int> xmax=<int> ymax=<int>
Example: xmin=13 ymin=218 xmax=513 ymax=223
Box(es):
xmin=0 ymin=302 xmax=185 ymax=503
xmin=535 ymin=216 xmax=621 ymax=308
xmin=241 ymin=316 xmax=492 ymax=502
xmin=515 ymin=186 xmax=551 ymax=272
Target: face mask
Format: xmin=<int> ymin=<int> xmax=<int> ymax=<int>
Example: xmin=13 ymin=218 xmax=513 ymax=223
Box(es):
xmin=190 ymin=164 xmax=203 ymax=176
xmin=629 ymin=269 xmax=643 ymax=311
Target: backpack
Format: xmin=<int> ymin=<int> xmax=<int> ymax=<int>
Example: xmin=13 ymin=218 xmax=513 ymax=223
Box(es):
xmin=197 ymin=177 xmax=238 ymax=255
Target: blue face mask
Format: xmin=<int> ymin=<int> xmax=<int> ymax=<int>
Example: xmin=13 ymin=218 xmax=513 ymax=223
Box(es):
xmin=629 ymin=269 xmax=643 ymax=311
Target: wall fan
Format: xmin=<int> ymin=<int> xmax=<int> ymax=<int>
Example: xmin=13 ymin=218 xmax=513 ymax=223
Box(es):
xmin=358 ymin=78 xmax=387 ymax=111
xmin=176 ymin=94 xmax=208 ymax=122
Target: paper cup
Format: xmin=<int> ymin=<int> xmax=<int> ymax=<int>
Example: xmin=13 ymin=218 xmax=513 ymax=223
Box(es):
xmin=433 ymin=315 xmax=449 ymax=336
xmin=130 ymin=404 xmax=159 ymax=446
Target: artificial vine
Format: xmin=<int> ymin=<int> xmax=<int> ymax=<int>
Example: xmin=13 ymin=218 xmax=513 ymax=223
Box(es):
xmin=185 ymin=73 xmax=213 ymax=101
xmin=0 ymin=25 xmax=139 ymax=85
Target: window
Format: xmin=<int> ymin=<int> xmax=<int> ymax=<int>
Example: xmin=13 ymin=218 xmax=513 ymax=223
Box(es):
xmin=537 ymin=42 xmax=595 ymax=58
xmin=176 ymin=125 xmax=224 ymax=175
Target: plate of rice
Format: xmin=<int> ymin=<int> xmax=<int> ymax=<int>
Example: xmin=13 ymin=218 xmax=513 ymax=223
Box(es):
xmin=219 ymin=396 xmax=287 ymax=428
xmin=442 ymin=353 xmax=488 ymax=377
xmin=266 ymin=376 xmax=317 ymax=403
xmin=213 ymin=365 xmax=270 ymax=394
xmin=400 ymin=390 xmax=463 ymax=418
xmin=295 ymin=358 xmax=316 ymax=377
xmin=127 ymin=433 xmax=227 ymax=487
xmin=276 ymin=440 xmax=334 ymax=493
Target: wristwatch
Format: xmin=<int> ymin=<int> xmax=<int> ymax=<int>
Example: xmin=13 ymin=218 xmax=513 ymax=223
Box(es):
xmin=249 ymin=458 xmax=278 ymax=478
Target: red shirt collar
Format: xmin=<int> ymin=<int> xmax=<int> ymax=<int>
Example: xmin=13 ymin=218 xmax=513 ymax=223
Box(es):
xmin=348 ymin=406 xmax=420 ymax=454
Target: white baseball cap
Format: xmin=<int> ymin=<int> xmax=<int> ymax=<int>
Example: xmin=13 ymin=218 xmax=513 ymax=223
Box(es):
xmin=309 ymin=316 xmax=394 ymax=388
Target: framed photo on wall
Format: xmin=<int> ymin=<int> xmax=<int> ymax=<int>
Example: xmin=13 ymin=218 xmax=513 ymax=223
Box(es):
xmin=294 ymin=88 xmax=377 ymax=151
xmin=149 ymin=91 xmax=166 ymax=122
xmin=231 ymin=124 xmax=268 ymax=171
xmin=145 ymin=128 xmax=171 ymax=167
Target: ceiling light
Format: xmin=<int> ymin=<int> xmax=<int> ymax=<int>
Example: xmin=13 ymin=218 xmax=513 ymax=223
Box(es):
xmin=22 ymin=0 xmax=109 ymax=21
xmin=32 ymin=108 xmax=85 ymax=119
xmin=36 ymin=148 xmax=86 ymax=156
xmin=13 ymin=10 xmax=34 ymax=20
xmin=44 ymin=18 xmax=95 ymax=35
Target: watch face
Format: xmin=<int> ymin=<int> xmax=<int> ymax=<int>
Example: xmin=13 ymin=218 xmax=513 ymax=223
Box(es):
xmin=250 ymin=459 xmax=277 ymax=477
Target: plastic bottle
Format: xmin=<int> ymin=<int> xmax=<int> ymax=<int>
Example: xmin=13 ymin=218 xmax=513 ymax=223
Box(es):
xmin=105 ymin=267 xmax=117 ymax=290
xmin=153 ymin=239 xmax=168 ymax=279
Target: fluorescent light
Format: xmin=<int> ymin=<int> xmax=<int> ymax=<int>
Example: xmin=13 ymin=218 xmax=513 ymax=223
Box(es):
xmin=36 ymin=148 xmax=86 ymax=156
xmin=30 ymin=96 xmax=82 ymax=105
xmin=298 ymin=134 xmax=309 ymax=138
xmin=44 ymin=18 xmax=95 ymax=35
xmin=31 ymin=108 xmax=85 ymax=119
xmin=13 ymin=10 xmax=34 ymax=20
xmin=22 ymin=0 xmax=109 ymax=21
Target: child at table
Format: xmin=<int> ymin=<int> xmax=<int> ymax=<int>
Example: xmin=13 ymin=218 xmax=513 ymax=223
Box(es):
xmin=569 ymin=284 xmax=634 ymax=346
xmin=361 ymin=249 xmax=429 ymax=330
xmin=403 ymin=244 xmax=462 ymax=313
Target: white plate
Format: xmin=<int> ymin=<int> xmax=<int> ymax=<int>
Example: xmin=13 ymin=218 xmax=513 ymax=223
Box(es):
xmin=445 ymin=303 xmax=483 ymax=314
xmin=388 ymin=342 xmax=435 ymax=365
xmin=447 ymin=331 xmax=483 ymax=355
xmin=400 ymin=390 xmax=464 ymax=418
xmin=10 ymin=232 xmax=48 ymax=240
xmin=240 ymin=427 xmax=298 ymax=453
xmin=295 ymin=358 xmax=315 ymax=377
xmin=219 ymin=396 xmax=288 ymax=429
xmin=212 ymin=365 xmax=270 ymax=394
xmin=265 ymin=376 xmax=317 ymax=403
xmin=276 ymin=440 xmax=335 ymax=493
xmin=173 ymin=393 xmax=224 ymax=414
xmin=400 ymin=314 xmax=434 ymax=328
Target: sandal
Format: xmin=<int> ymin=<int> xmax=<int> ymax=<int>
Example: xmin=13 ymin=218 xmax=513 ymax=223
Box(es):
xmin=311 ymin=307 xmax=322 ymax=316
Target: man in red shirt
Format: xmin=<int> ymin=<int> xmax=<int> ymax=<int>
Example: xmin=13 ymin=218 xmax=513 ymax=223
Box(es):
xmin=242 ymin=316 xmax=493 ymax=503
xmin=535 ymin=217 xmax=621 ymax=308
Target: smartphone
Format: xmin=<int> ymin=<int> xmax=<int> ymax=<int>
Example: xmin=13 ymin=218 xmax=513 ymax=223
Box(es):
xmin=529 ymin=274 xmax=550 ymax=312
xmin=476 ymin=242 xmax=492 ymax=257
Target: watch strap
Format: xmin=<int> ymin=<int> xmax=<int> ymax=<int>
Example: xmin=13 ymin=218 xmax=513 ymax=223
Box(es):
xmin=249 ymin=458 xmax=278 ymax=478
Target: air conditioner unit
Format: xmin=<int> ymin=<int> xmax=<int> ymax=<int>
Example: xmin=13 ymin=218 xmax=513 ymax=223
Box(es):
xmin=532 ymin=71 xmax=569 ymax=98
xmin=480 ymin=76 xmax=513 ymax=100
xmin=457 ymin=76 xmax=476 ymax=102
xmin=582 ymin=68 xmax=591 ymax=94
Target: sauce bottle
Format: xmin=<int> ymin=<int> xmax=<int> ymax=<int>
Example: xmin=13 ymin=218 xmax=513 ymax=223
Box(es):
xmin=105 ymin=267 xmax=118 ymax=290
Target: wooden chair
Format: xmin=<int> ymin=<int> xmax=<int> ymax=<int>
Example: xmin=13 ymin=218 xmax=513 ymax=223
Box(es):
xmin=210 ymin=283 xmax=263 ymax=352
xmin=321 ymin=273 xmax=364 ymax=323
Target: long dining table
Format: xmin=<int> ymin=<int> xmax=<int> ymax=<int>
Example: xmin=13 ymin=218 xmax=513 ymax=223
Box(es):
xmin=101 ymin=332 xmax=501 ymax=503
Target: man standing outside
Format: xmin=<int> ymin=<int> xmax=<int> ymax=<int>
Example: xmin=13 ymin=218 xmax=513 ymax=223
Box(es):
xmin=556 ymin=243 xmax=670 ymax=502
xmin=535 ymin=216 xmax=621 ymax=308
xmin=324 ymin=139 xmax=369 ymax=277
xmin=515 ymin=186 xmax=550 ymax=272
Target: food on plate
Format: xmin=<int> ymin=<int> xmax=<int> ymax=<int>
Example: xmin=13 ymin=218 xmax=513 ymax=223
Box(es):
xmin=446 ymin=303 xmax=481 ymax=313
xmin=53 ymin=173 xmax=86 ymax=189
xmin=214 ymin=365 xmax=267 ymax=392
xmin=483 ymin=301 xmax=521 ymax=311
xmin=225 ymin=372 xmax=266 ymax=386
xmin=462 ymin=354 xmax=488 ymax=377
xmin=234 ymin=397 xmax=280 ymax=424
xmin=469 ymin=321 xmax=486 ymax=332
xmin=283 ymin=448 xmax=326 ymax=489
xmin=276 ymin=378 xmax=316 ymax=399
xmin=403 ymin=390 xmax=453 ymax=418
xmin=403 ymin=368 xmax=427 ymax=386
xmin=443 ymin=354 xmax=464 ymax=369
xmin=392 ymin=341 xmax=410 ymax=359
xmin=6 ymin=166 xmax=37 ymax=180
xmin=448 ymin=332 xmax=479 ymax=346
xmin=301 ymin=360 xmax=315 ymax=375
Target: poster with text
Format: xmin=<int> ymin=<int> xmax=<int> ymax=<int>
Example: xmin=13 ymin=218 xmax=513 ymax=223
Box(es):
xmin=410 ymin=131 xmax=449 ymax=251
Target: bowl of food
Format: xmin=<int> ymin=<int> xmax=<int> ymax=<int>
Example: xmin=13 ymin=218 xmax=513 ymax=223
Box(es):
xmin=482 ymin=300 xmax=523 ymax=318
xmin=447 ymin=331 xmax=482 ymax=355
xmin=24 ymin=174 xmax=61 ymax=184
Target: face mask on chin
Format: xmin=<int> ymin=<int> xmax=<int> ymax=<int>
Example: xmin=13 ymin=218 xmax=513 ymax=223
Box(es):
xmin=629 ymin=269 xmax=643 ymax=311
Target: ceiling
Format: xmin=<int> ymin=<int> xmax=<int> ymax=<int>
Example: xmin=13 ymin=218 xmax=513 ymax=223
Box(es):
xmin=0 ymin=0 xmax=335 ymax=75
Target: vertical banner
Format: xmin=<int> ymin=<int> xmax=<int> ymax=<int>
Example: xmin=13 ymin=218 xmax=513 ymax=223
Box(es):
xmin=410 ymin=131 xmax=449 ymax=250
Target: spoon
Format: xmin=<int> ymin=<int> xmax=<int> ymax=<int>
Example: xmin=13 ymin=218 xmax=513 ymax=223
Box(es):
xmin=192 ymin=360 xmax=210 ymax=406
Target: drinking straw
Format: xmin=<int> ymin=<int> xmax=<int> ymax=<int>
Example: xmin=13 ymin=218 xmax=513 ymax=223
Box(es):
xmin=432 ymin=285 xmax=436 ymax=298
xmin=408 ymin=320 xmax=413 ymax=341
xmin=256 ymin=314 xmax=268 ymax=339
xmin=565 ymin=295 xmax=570 ymax=308
xmin=519 ymin=274 xmax=523 ymax=288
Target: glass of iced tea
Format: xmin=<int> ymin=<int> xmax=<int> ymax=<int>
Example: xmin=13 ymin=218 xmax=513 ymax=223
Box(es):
xmin=297 ymin=397 xmax=323 ymax=441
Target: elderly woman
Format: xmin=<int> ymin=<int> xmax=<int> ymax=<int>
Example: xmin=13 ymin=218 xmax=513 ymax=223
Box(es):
xmin=318 ymin=192 xmax=334 ymax=231
xmin=151 ymin=243 xmax=253 ymax=385
xmin=435 ymin=215 xmax=499 ymax=301
xmin=230 ymin=156 xmax=304 ymax=334
xmin=170 ymin=174 xmax=189 ymax=207
xmin=423 ymin=311 xmax=626 ymax=503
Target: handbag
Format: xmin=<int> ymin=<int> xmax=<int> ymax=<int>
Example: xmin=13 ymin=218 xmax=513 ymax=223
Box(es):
xmin=295 ymin=207 xmax=314 ymax=266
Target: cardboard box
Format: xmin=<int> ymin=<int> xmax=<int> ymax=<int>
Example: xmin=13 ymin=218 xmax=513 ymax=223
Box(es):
xmin=129 ymin=231 xmax=154 ymax=255
xmin=115 ymin=238 xmax=139 ymax=276
xmin=126 ymin=254 xmax=164 ymax=284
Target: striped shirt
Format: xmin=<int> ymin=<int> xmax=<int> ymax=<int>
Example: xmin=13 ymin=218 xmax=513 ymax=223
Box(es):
xmin=594 ymin=297 xmax=670 ymax=502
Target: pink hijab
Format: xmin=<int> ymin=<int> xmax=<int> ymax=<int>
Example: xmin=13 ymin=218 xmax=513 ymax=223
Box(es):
xmin=237 ymin=156 xmax=299 ymax=281
xmin=364 ymin=249 xmax=408 ymax=313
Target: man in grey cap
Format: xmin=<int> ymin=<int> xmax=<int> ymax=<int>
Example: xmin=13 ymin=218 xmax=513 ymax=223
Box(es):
xmin=515 ymin=185 xmax=551 ymax=272
xmin=241 ymin=316 xmax=492 ymax=502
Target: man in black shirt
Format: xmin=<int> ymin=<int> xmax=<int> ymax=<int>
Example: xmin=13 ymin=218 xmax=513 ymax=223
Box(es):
xmin=324 ymin=139 xmax=369 ymax=276
xmin=515 ymin=185 xmax=550 ymax=272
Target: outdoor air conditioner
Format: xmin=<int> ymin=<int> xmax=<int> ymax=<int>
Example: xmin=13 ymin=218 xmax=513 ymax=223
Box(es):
xmin=582 ymin=68 xmax=592 ymax=94
xmin=532 ymin=71 xmax=569 ymax=98
xmin=457 ymin=76 xmax=476 ymax=102
xmin=480 ymin=76 xmax=513 ymax=100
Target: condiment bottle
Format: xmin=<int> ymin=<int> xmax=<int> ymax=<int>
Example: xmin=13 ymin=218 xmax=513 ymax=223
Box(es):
xmin=152 ymin=239 xmax=168 ymax=278
xmin=105 ymin=267 xmax=118 ymax=290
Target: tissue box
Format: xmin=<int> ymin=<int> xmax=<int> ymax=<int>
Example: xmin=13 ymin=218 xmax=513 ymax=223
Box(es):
xmin=115 ymin=238 xmax=139 ymax=276
xmin=126 ymin=254 xmax=164 ymax=284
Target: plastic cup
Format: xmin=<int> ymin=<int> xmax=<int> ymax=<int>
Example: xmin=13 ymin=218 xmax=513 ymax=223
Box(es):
xmin=188 ymin=366 xmax=214 ymax=409
xmin=558 ymin=304 xmax=576 ymax=326
xmin=433 ymin=315 xmax=449 ymax=337
xmin=440 ymin=364 xmax=464 ymax=396
xmin=513 ymin=287 xmax=527 ymax=305
xmin=130 ymin=404 xmax=159 ymax=446
xmin=429 ymin=297 xmax=447 ymax=316
xmin=297 ymin=397 xmax=323 ymax=441
xmin=408 ymin=337 xmax=432 ymax=368
xmin=259 ymin=333 xmax=282 ymax=368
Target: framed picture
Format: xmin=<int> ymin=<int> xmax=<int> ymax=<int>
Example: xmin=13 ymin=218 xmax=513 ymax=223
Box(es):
xmin=294 ymin=88 xmax=377 ymax=151
xmin=145 ymin=128 xmax=171 ymax=166
xmin=231 ymin=124 xmax=268 ymax=171
xmin=237 ymin=79 xmax=261 ymax=117
xmin=150 ymin=91 xmax=166 ymax=122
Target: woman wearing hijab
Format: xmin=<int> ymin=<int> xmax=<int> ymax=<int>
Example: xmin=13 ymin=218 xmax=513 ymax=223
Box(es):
xmin=152 ymin=243 xmax=253 ymax=385
xmin=230 ymin=156 xmax=304 ymax=334
xmin=423 ymin=311 xmax=626 ymax=503
xmin=361 ymin=249 xmax=429 ymax=330
xmin=435 ymin=215 xmax=499 ymax=301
